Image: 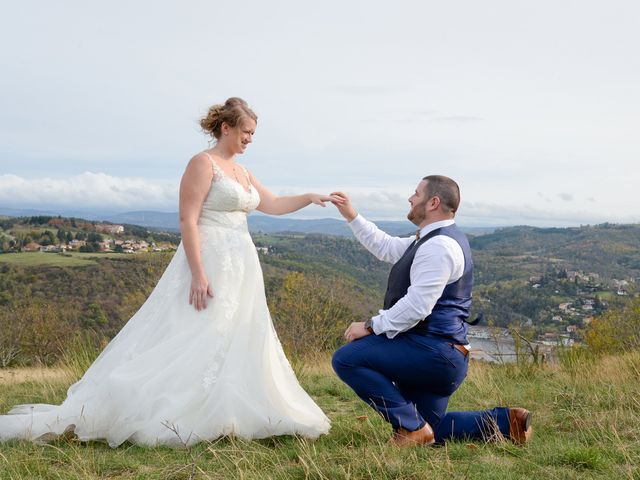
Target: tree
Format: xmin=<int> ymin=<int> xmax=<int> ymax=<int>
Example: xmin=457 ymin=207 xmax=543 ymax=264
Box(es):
xmin=87 ymin=232 xmax=103 ymax=243
xmin=82 ymin=303 xmax=108 ymax=328
xmin=40 ymin=230 xmax=56 ymax=246
xmin=79 ymin=243 xmax=99 ymax=252
xmin=269 ymin=272 xmax=357 ymax=358
xmin=585 ymin=296 xmax=640 ymax=354
xmin=0 ymin=301 xmax=79 ymax=365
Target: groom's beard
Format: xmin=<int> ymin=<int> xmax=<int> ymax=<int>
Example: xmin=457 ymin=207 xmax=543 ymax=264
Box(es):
xmin=407 ymin=200 xmax=427 ymax=225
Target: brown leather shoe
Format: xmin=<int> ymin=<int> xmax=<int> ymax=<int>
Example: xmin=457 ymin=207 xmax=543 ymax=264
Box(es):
xmin=391 ymin=423 xmax=435 ymax=447
xmin=508 ymin=408 xmax=532 ymax=445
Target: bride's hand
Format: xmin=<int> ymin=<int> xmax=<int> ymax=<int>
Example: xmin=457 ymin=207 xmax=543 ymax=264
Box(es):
xmin=330 ymin=191 xmax=358 ymax=222
xmin=308 ymin=193 xmax=345 ymax=208
xmin=189 ymin=273 xmax=214 ymax=311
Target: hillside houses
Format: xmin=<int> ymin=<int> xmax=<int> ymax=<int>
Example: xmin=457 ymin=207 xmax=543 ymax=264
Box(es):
xmin=22 ymin=242 xmax=41 ymax=252
xmin=40 ymin=245 xmax=63 ymax=253
xmin=613 ymin=278 xmax=631 ymax=295
xmin=539 ymin=331 xmax=574 ymax=347
xmin=69 ymin=239 xmax=86 ymax=249
xmin=14 ymin=227 xmax=177 ymax=254
xmin=115 ymin=239 xmax=150 ymax=253
xmin=18 ymin=238 xmax=176 ymax=254
xmin=520 ymin=266 xmax=639 ymax=338
xmin=566 ymin=270 xmax=600 ymax=284
xmin=95 ymin=224 xmax=125 ymax=234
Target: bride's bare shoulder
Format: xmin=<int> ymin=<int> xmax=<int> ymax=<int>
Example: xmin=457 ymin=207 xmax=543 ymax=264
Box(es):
xmin=184 ymin=151 xmax=214 ymax=172
xmin=179 ymin=154 xmax=216 ymax=189
xmin=190 ymin=151 xmax=212 ymax=164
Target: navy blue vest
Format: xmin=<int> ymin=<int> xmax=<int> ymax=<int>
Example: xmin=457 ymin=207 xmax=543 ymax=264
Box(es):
xmin=383 ymin=223 xmax=473 ymax=344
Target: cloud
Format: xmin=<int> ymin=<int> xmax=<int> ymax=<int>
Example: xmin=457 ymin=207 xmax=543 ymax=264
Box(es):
xmin=268 ymin=185 xmax=410 ymax=219
xmin=557 ymin=193 xmax=573 ymax=201
xmin=0 ymin=173 xmax=178 ymax=211
xmin=362 ymin=111 xmax=483 ymax=124
xmin=457 ymin=201 xmax=613 ymax=227
xmin=270 ymin=185 xmax=637 ymax=227
xmin=326 ymin=85 xmax=403 ymax=94
xmin=536 ymin=191 xmax=551 ymax=202
xmin=433 ymin=115 xmax=484 ymax=123
xmin=1 ymin=173 xmax=638 ymax=227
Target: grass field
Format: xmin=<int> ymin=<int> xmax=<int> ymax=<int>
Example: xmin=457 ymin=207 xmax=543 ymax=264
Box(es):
xmin=1 ymin=350 xmax=638 ymax=479
xmin=0 ymin=252 xmax=142 ymax=267
xmin=594 ymin=291 xmax=617 ymax=301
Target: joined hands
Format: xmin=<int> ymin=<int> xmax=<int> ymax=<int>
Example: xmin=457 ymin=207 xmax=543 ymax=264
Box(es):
xmin=330 ymin=192 xmax=358 ymax=222
xmin=308 ymin=193 xmax=345 ymax=208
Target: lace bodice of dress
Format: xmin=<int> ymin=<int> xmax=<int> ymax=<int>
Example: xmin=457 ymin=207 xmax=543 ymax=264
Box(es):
xmin=198 ymin=153 xmax=261 ymax=229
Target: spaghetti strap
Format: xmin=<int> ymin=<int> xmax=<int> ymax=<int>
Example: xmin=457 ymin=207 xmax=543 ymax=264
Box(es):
xmin=203 ymin=151 xmax=223 ymax=181
xmin=239 ymin=164 xmax=251 ymax=184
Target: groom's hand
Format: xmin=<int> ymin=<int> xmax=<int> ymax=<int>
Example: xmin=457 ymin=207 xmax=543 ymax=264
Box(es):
xmin=344 ymin=322 xmax=372 ymax=342
xmin=330 ymin=192 xmax=358 ymax=222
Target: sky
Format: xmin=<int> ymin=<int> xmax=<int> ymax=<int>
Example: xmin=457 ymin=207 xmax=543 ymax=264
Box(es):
xmin=1 ymin=0 xmax=639 ymax=227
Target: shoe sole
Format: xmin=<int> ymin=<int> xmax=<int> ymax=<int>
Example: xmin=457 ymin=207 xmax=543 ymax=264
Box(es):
xmin=524 ymin=412 xmax=532 ymax=431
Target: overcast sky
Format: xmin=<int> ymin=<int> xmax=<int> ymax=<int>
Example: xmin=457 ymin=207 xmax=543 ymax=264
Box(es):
xmin=1 ymin=0 xmax=638 ymax=227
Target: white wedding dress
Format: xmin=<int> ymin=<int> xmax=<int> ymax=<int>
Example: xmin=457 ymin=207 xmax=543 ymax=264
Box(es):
xmin=0 ymin=155 xmax=330 ymax=447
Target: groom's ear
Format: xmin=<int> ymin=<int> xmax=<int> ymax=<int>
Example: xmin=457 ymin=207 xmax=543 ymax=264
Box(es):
xmin=428 ymin=196 xmax=441 ymax=211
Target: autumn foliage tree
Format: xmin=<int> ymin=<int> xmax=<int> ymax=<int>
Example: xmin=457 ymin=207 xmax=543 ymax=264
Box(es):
xmin=585 ymin=296 xmax=640 ymax=354
xmin=269 ymin=272 xmax=359 ymax=358
xmin=0 ymin=301 xmax=80 ymax=366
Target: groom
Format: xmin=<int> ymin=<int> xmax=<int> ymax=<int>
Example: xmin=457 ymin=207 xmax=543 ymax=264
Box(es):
xmin=330 ymin=176 xmax=532 ymax=447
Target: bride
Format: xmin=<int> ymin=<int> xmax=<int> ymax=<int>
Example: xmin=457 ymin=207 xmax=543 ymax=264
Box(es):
xmin=0 ymin=97 xmax=337 ymax=447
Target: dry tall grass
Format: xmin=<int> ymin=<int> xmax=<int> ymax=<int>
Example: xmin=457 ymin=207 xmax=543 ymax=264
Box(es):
xmin=1 ymin=349 xmax=639 ymax=479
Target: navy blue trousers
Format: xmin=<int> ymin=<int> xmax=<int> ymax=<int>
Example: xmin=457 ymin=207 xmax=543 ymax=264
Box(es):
xmin=332 ymin=332 xmax=511 ymax=442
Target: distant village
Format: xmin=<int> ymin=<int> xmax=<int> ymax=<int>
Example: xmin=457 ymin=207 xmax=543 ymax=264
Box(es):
xmin=529 ymin=270 xmax=633 ymax=347
xmin=0 ymin=217 xmax=178 ymax=254
xmin=25 ymin=234 xmax=177 ymax=254
xmin=1 ymin=216 xmax=277 ymax=256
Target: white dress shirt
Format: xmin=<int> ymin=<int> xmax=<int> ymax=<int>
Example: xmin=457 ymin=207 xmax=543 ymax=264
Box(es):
xmin=349 ymin=214 xmax=465 ymax=339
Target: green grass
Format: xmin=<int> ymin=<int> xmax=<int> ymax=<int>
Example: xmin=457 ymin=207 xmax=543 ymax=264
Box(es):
xmin=0 ymin=252 xmax=98 ymax=267
xmin=0 ymin=252 xmax=138 ymax=267
xmin=593 ymin=291 xmax=617 ymax=301
xmin=1 ymin=352 xmax=639 ymax=479
xmin=65 ymin=252 xmax=139 ymax=260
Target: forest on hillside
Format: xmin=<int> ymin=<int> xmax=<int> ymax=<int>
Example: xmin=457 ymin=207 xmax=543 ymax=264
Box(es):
xmin=0 ymin=216 xmax=638 ymax=366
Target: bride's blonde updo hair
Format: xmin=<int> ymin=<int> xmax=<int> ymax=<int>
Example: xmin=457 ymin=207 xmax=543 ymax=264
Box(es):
xmin=200 ymin=97 xmax=257 ymax=140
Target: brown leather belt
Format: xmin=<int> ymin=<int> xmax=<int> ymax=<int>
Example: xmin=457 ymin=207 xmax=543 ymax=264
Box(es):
xmin=451 ymin=343 xmax=469 ymax=358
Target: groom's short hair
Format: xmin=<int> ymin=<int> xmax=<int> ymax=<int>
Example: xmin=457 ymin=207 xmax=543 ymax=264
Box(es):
xmin=422 ymin=175 xmax=460 ymax=214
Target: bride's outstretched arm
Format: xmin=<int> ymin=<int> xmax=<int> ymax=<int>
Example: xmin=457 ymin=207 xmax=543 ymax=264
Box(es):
xmin=247 ymin=170 xmax=344 ymax=215
xmin=179 ymin=153 xmax=214 ymax=311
